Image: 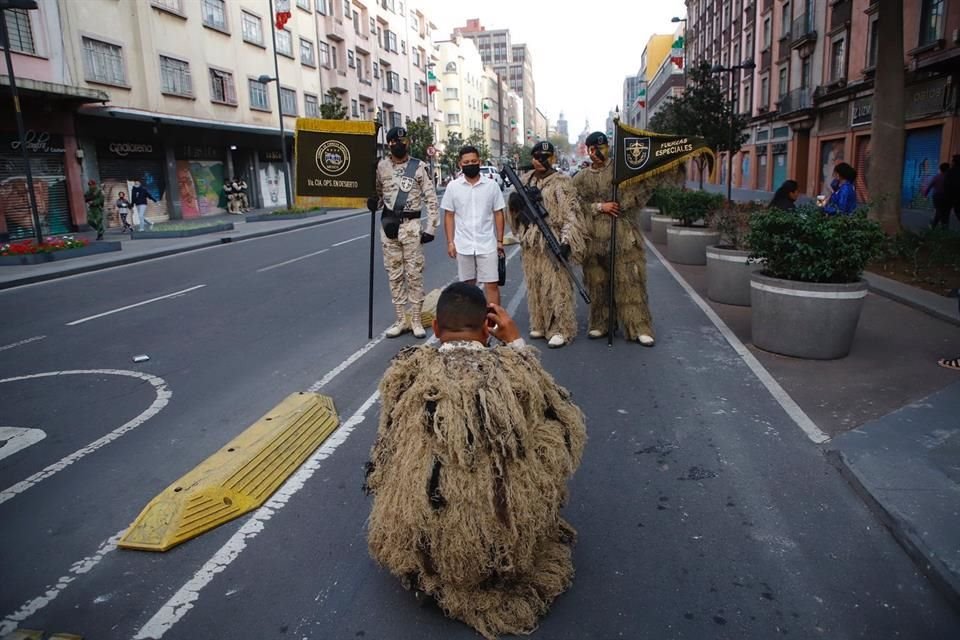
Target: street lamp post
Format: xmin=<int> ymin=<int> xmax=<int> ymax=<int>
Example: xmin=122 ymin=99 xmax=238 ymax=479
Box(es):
xmin=710 ymin=59 xmax=756 ymax=203
xmin=257 ymin=74 xmax=293 ymax=208
xmin=1 ymin=0 xmax=44 ymax=244
xmin=670 ymin=16 xmax=688 ymax=89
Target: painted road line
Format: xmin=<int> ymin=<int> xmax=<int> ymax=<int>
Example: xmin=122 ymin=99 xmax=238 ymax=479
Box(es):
xmin=645 ymin=239 xmax=830 ymax=444
xmin=0 ymin=370 xmax=172 ymax=506
xmin=0 ymin=427 xmax=46 ymax=461
xmin=132 ymin=390 xmax=381 ymax=640
xmin=256 ymin=248 xmax=330 ymax=273
xmin=0 ymin=529 xmax=124 ymax=636
xmin=331 ymin=234 xmax=369 ymax=247
xmin=0 ymin=335 xmax=46 ymax=352
xmin=66 ymin=285 xmax=207 ymax=326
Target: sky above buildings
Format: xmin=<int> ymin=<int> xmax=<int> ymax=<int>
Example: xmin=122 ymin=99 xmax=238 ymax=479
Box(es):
xmin=417 ymin=0 xmax=687 ymax=143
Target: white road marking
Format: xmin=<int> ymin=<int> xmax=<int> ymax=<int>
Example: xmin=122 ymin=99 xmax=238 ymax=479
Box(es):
xmin=132 ymin=391 xmax=382 ymax=640
xmin=66 ymin=285 xmax=206 ymax=326
xmin=0 ymin=427 xmax=46 ymax=461
xmin=256 ymin=248 xmax=329 ymax=273
xmin=0 ymin=369 xmax=172 ymax=505
xmin=0 ymin=210 xmax=369 ymax=293
xmin=331 ymin=234 xmax=369 ymax=247
xmin=0 ymin=335 xmax=46 ymax=352
xmin=0 ymin=530 xmax=124 ymax=636
xmin=645 ymin=239 xmax=830 ymax=444
xmin=506 ymin=280 xmax=527 ymax=317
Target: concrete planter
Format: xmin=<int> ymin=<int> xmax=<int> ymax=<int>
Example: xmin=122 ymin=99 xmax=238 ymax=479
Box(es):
xmin=0 ymin=241 xmax=121 ymax=266
xmin=640 ymin=207 xmax=659 ymax=232
xmin=131 ymin=223 xmax=234 ymax=239
xmin=750 ymin=272 xmax=869 ymax=360
xmin=666 ymin=225 xmax=721 ymax=265
xmin=706 ymin=245 xmax=762 ymax=306
xmin=650 ymin=215 xmax=674 ymax=244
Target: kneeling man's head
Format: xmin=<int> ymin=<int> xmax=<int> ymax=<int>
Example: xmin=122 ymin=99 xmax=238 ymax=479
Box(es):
xmin=434 ymin=282 xmax=488 ymax=342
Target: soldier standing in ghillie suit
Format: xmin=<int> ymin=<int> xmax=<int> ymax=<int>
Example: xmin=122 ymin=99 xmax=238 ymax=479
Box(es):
xmin=373 ymin=126 xmax=440 ymax=339
xmin=84 ymin=179 xmax=105 ymax=240
xmin=573 ymin=131 xmax=675 ymax=346
xmin=507 ymin=140 xmax=586 ymax=349
xmin=365 ymin=283 xmax=586 ymax=640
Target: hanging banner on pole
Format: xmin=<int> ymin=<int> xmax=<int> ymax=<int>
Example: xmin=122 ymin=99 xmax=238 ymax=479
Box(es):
xmin=612 ymin=120 xmax=715 ymax=189
xmin=295 ymin=118 xmax=378 ymax=209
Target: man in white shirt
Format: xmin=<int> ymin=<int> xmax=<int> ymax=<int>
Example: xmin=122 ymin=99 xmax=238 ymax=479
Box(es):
xmin=440 ymin=145 xmax=506 ymax=305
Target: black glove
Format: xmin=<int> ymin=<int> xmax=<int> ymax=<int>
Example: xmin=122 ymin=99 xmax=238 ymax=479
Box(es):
xmin=419 ymin=232 xmax=435 ymax=244
xmin=366 ymin=197 xmax=379 ymax=211
xmin=560 ymin=243 xmax=571 ymax=260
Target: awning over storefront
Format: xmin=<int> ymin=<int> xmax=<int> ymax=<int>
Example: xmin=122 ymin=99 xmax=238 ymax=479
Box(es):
xmin=0 ymin=76 xmax=108 ymax=103
xmin=79 ymin=106 xmax=295 ymax=138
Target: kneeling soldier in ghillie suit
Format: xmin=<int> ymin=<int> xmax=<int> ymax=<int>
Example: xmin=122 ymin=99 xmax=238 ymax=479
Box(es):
xmin=507 ymin=140 xmax=586 ymax=349
xmin=373 ymin=126 xmax=440 ymax=339
xmin=365 ymin=282 xmax=586 ymax=640
xmin=573 ymin=131 xmax=663 ymax=345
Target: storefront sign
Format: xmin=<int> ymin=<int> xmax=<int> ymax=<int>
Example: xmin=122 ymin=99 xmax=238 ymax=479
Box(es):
xmin=178 ymin=144 xmax=223 ymax=161
xmin=103 ymin=141 xmax=157 ymax=157
xmin=2 ymin=130 xmax=65 ymax=154
xmin=819 ymin=104 xmax=849 ymax=134
xmin=258 ymin=149 xmax=284 ymax=163
xmin=851 ymin=98 xmax=872 ymax=127
xmin=906 ymin=78 xmax=947 ymax=120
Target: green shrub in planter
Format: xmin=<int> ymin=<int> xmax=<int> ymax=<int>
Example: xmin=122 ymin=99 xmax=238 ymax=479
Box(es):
xmin=652 ymin=185 xmax=682 ymax=216
xmin=668 ymin=190 xmax=724 ymax=227
xmin=713 ymin=201 xmax=761 ymax=249
xmin=747 ymin=205 xmax=886 ymax=283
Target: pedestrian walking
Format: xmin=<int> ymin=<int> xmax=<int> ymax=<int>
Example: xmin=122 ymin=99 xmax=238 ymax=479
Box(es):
xmin=770 ymin=179 xmax=800 ymax=211
xmin=573 ymin=131 xmax=658 ymax=346
xmin=440 ymin=145 xmax=506 ymax=306
xmin=83 ymin=179 xmax=105 ymax=240
xmin=507 ymin=140 xmax=586 ymax=348
xmin=131 ymin=179 xmax=157 ymax=231
xmin=372 ymin=126 xmax=440 ymax=339
xmin=116 ymin=191 xmax=133 ymax=232
xmin=945 ymin=154 xmax=960 ymax=226
xmin=237 ymin=177 xmax=251 ymax=211
xmin=364 ymin=282 xmax=585 ymax=640
xmin=923 ymin=163 xmax=951 ymax=228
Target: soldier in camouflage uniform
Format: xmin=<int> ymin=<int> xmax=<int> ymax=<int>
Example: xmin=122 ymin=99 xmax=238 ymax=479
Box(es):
xmin=573 ymin=131 xmax=678 ymax=346
xmin=84 ymin=179 xmax=105 ymax=240
xmin=507 ymin=141 xmax=586 ymax=348
xmin=374 ymin=126 xmax=440 ymax=338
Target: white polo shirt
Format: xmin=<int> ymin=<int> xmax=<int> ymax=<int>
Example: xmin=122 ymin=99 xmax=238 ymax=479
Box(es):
xmin=440 ymin=175 xmax=505 ymax=255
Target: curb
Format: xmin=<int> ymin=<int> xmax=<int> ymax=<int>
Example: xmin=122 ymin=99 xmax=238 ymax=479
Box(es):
xmin=865 ymin=273 xmax=960 ymax=328
xmin=0 ymin=210 xmax=368 ymax=290
xmin=825 ymin=448 xmax=960 ymax=610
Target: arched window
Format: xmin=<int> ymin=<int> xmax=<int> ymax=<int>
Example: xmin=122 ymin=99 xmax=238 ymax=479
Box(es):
xmin=445 ymin=61 xmax=457 ymax=73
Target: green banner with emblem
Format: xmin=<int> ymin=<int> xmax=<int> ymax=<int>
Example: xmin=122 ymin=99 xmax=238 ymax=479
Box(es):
xmin=612 ymin=120 xmax=715 ymax=188
xmin=295 ymin=119 xmax=378 ymax=209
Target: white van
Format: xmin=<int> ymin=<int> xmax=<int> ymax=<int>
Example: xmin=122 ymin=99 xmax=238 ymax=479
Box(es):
xmin=479 ymin=166 xmax=504 ymax=189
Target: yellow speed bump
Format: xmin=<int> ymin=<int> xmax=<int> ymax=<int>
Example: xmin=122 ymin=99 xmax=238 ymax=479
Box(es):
xmin=120 ymin=393 xmax=339 ymax=552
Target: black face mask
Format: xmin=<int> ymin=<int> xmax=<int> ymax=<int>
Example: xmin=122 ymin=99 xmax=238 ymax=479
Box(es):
xmin=462 ymin=164 xmax=481 ymax=178
xmin=390 ymin=143 xmax=408 ymax=158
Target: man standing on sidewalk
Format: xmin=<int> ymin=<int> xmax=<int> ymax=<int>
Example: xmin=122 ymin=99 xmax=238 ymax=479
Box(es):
xmin=84 ymin=179 xmax=105 ymax=240
xmin=374 ymin=126 xmax=440 ymax=339
xmin=440 ymin=145 xmax=506 ymax=306
xmin=131 ymin=178 xmax=157 ymax=232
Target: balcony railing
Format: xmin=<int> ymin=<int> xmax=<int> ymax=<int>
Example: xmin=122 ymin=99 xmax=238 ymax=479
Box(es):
xmin=760 ymin=47 xmax=772 ymax=71
xmin=744 ymin=3 xmax=756 ymax=28
xmin=777 ymin=87 xmax=813 ymax=115
xmin=790 ymin=12 xmax=817 ymax=48
xmin=830 ymin=0 xmax=852 ymax=31
xmin=763 ymin=0 xmax=773 ymax=11
xmin=777 ymin=33 xmax=792 ymax=62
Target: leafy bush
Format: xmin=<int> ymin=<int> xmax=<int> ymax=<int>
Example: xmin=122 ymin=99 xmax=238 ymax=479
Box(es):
xmin=667 ymin=189 xmax=724 ymax=227
xmin=747 ymin=205 xmax=886 ymax=283
xmin=651 ymin=186 xmax=682 ymax=216
xmin=713 ymin=201 xmax=762 ymax=249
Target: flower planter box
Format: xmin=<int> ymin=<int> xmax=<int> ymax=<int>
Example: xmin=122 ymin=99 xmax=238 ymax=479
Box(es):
xmin=245 ymin=209 xmax=328 ymax=222
xmin=131 ymin=223 xmax=234 ymax=239
xmin=750 ymin=272 xmax=868 ymax=360
xmin=650 ymin=215 xmax=674 ymax=244
xmin=706 ymin=245 xmax=762 ymax=306
xmin=666 ymin=225 xmax=720 ymax=265
xmin=640 ymin=207 xmax=659 ymax=232
xmin=0 ymin=241 xmax=121 ymax=266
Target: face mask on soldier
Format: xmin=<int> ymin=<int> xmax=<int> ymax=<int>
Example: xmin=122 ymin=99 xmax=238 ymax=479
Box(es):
xmin=390 ymin=142 xmax=408 ymax=158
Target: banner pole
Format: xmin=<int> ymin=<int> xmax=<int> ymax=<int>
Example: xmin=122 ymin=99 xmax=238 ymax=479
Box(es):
xmin=368 ymin=121 xmax=382 ymax=340
xmin=608 ymin=117 xmax=620 ymax=347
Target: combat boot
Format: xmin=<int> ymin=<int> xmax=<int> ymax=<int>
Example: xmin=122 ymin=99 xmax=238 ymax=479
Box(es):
xmin=385 ymin=304 xmax=408 ymax=338
xmin=410 ymin=303 xmax=427 ymax=339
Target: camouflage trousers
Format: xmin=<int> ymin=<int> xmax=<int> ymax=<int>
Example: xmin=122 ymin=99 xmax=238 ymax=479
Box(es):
xmin=521 ymin=246 xmax=578 ymax=340
xmin=381 ymin=218 xmax=425 ymax=306
xmin=87 ymin=207 xmax=104 ymax=234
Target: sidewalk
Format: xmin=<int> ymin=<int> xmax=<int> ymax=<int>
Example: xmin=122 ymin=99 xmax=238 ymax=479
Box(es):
xmin=0 ymin=207 xmax=369 ymax=289
xmin=649 ymin=230 xmax=960 ymax=608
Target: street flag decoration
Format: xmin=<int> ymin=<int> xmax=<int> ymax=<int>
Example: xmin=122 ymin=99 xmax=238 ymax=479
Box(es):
xmin=510 ymin=117 xmax=517 ymax=131
xmin=427 ymin=69 xmax=438 ymax=94
xmin=670 ymin=36 xmax=685 ymax=69
xmin=482 ymin=99 xmax=491 ymax=119
xmin=295 ymin=118 xmax=378 ymax=209
xmin=612 ymin=119 xmax=715 ymax=189
xmin=636 ymin=86 xmax=647 ymax=108
xmin=275 ymin=0 xmax=292 ymax=29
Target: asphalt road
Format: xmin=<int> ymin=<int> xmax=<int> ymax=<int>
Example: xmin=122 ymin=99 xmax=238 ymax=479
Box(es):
xmin=1 ymin=214 xmax=958 ymax=639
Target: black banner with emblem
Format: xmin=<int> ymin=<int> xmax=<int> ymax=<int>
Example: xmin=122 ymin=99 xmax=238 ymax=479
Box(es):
xmin=612 ymin=120 xmax=714 ymax=188
xmin=295 ymin=118 xmax=378 ymax=209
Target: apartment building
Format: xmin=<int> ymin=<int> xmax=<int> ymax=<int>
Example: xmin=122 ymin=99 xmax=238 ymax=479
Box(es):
xmin=436 ymin=36 xmax=485 ymax=147
xmin=627 ymin=34 xmax=673 ymax=129
xmin=483 ymin=66 xmax=521 ymax=162
xmin=1 ymin=0 xmax=441 ymax=235
xmin=647 ymin=27 xmax=686 ymax=124
xmin=686 ymin=0 xmax=958 ymax=205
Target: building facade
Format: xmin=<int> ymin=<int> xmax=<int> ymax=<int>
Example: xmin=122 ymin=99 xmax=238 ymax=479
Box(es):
xmin=631 ymin=34 xmax=674 ymax=129
xmin=686 ymin=0 xmax=959 ymax=206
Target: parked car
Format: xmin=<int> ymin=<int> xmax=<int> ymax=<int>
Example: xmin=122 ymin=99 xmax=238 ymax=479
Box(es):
xmin=479 ymin=165 xmax=504 ymax=189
